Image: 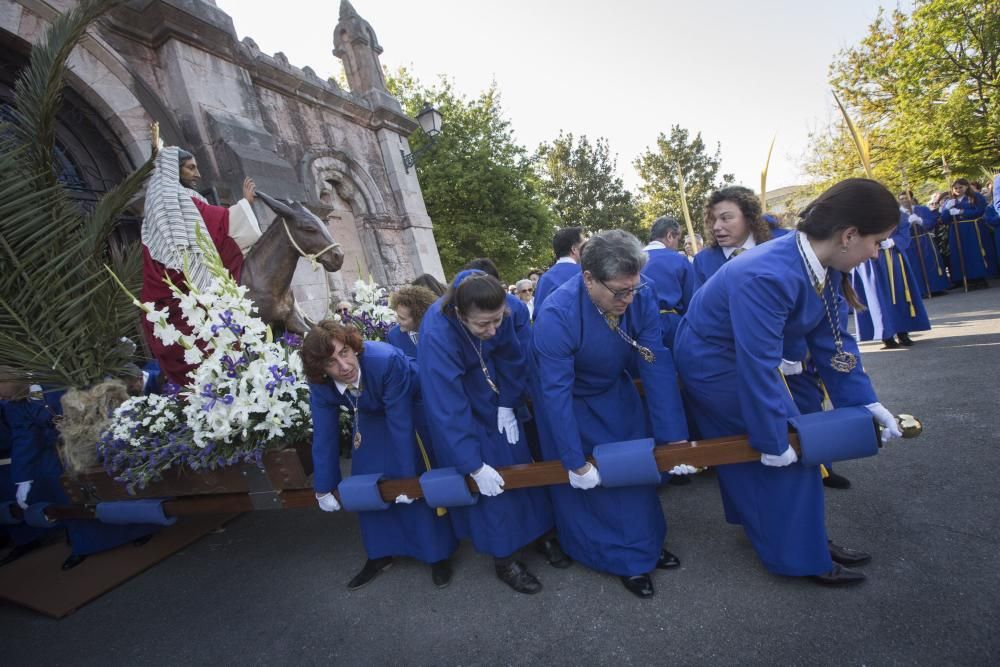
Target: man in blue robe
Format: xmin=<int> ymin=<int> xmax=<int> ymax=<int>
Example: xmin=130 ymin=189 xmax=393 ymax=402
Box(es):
xmin=304 ymin=323 xmax=457 ymax=590
xmin=418 ymin=271 xmax=562 ymax=594
xmin=871 ymin=215 xmax=931 ymax=347
xmin=532 ymin=231 xmax=691 ymax=598
xmin=640 ymin=216 xmax=694 ymax=350
xmin=533 ymin=227 xmax=584 ymax=320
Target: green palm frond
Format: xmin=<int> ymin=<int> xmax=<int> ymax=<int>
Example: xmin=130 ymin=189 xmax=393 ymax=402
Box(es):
xmin=0 ymin=0 xmax=152 ymax=389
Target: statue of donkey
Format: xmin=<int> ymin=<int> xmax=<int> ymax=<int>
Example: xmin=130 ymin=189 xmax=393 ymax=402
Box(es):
xmin=241 ymin=191 xmax=345 ymax=333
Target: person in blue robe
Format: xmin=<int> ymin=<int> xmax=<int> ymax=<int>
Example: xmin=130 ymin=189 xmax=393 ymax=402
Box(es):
xmin=532 ymin=230 xmax=691 ymax=599
xmin=868 ymin=213 xmax=931 ymax=347
xmin=0 ymin=398 xmax=50 ymax=565
xmin=940 ymin=178 xmax=993 ymax=288
xmin=417 ymin=270 xmax=564 ymax=594
xmin=2 ymin=384 xmax=158 ymax=570
xmin=898 ymin=192 xmax=951 ymax=296
xmin=303 ymin=322 xmax=458 ymax=590
xmin=692 ymin=186 xmax=773 ymax=289
xmin=387 ymin=285 xmax=440 ymax=362
xmin=849 ymin=254 xmax=899 ymax=346
xmin=533 ymin=227 xmax=584 ymax=319
xmin=674 ymin=178 xmax=905 ymax=585
xmin=763 ymin=213 xmax=791 ymax=238
xmin=984 ymin=176 xmax=1000 ymax=273
xmin=641 ymin=217 xmax=695 ymax=350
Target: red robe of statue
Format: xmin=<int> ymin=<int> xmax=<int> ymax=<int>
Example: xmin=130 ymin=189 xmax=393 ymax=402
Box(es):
xmin=140 ymin=198 xmax=245 ymax=385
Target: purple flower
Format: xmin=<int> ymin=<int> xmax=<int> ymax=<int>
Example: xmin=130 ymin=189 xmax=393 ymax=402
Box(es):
xmin=278 ymin=332 xmax=302 ymax=348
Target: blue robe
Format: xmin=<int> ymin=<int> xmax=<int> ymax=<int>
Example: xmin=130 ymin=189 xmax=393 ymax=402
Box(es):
xmin=850 ymin=259 xmax=898 ymax=341
xmin=4 ymin=394 xmax=157 ymax=556
xmin=905 ymin=206 xmax=951 ymax=295
xmin=941 ymin=193 xmax=994 ymax=281
xmin=874 ymin=218 xmax=931 ymax=334
xmin=674 ymin=233 xmax=878 ymax=576
xmin=983 ymin=179 xmax=1000 ymax=274
xmin=386 ymin=324 xmax=418 ymax=361
xmin=641 ymin=247 xmax=695 ymax=350
xmin=531 ymin=275 xmax=688 ymax=576
xmin=533 ymin=261 xmax=580 ymax=319
xmin=692 ymin=245 xmax=728 ymax=290
xmin=310 ymin=341 xmax=457 ymax=563
xmin=417 ymin=301 xmax=553 ymax=558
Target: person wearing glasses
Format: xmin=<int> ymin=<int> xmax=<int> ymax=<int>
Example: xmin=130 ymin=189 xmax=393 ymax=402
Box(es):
xmin=418 ymin=271 xmax=566 ymax=595
xmin=692 ymin=186 xmax=772 ymax=289
xmin=514 ymin=279 xmax=535 ymax=318
xmin=531 ymin=230 xmax=691 ymax=598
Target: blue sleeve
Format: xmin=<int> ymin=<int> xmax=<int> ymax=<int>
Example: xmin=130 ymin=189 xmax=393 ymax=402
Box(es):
xmin=914 ymin=206 xmax=938 ymax=229
xmin=6 ymin=402 xmax=48 ymax=484
xmin=968 ymin=193 xmax=987 ymax=219
xmin=533 ymin=275 xmax=551 ymax=319
xmin=692 ymin=254 xmax=708 ymax=291
xmin=994 ymin=176 xmax=1000 ymax=215
xmin=532 ymin=307 xmax=587 ymax=471
xmin=808 ymin=288 xmax=879 ymax=408
xmin=633 ymin=293 xmax=688 ymax=442
xmin=310 ymin=384 xmax=343 ymax=493
xmin=381 ymin=351 xmax=417 ymax=473
xmin=680 ymin=261 xmax=695 ymax=311
xmin=491 ymin=317 xmax=527 ymax=409
xmin=419 ymin=331 xmax=485 ymax=475
xmin=728 ymin=274 xmax=797 ymax=455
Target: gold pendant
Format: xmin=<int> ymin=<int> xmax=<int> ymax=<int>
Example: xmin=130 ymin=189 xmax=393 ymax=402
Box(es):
xmin=486 ymin=376 xmax=500 ymax=395
xmin=830 ymin=350 xmax=857 ymax=373
xmin=638 ymin=345 xmax=655 ymax=364
xmin=604 ymin=314 xmax=619 ymax=330
xmin=353 ymin=431 xmax=362 ymax=449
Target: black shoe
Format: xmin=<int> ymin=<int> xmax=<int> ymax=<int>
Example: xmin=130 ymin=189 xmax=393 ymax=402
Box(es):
xmin=812 ymin=563 xmax=866 ymax=585
xmin=0 ymin=539 xmax=43 ymax=567
xmin=882 ymin=338 xmax=901 ymax=349
xmin=61 ymin=553 xmax=88 ymax=570
xmin=133 ymin=534 xmax=153 ymax=547
xmin=828 ymin=541 xmax=871 ymax=566
xmin=656 ymin=549 xmax=680 ymax=569
xmin=822 ymin=471 xmax=852 ymax=489
xmin=620 ymin=574 xmax=654 ymax=598
xmin=535 ymin=537 xmax=572 ymax=568
xmin=668 ymin=474 xmax=692 ymax=486
xmin=897 ymin=332 xmax=914 ymax=346
xmin=495 ymin=560 xmax=542 ymax=594
xmin=431 ymin=559 xmax=452 ymax=589
xmin=347 ymin=557 xmax=393 ymax=591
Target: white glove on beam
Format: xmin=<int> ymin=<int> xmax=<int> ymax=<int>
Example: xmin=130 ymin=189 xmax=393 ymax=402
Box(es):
xmin=880 ymin=238 xmax=895 ymax=249
xmin=394 ymin=494 xmax=415 ymax=504
xmin=949 ymin=207 xmax=962 ymax=216
xmin=908 ymin=213 xmax=922 ymax=224
xmin=866 ymin=402 xmax=903 ymax=443
xmin=471 ymin=463 xmax=505 ymax=496
xmin=316 ymin=492 xmax=341 ymax=512
xmin=497 ymin=407 xmax=519 ymax=445
xmin=568 ymin=463 xmax=601 ymax=489
xmin=669 ymin=464 xmax=698 ymax=475
xmin=761 ymin=446 xmax=798 ymax=467
xmin=15 ymin=480 xmax=32 ymax=509
xmin=779 ymin=359 xmax=803 ymax=376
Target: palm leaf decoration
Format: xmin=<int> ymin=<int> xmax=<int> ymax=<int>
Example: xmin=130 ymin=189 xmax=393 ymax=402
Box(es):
xmin=760 ymin=134 xmax=776 ymax=212
xmin=832 ymin=91 xmax=874 ymax=179
xmin=0 ymin=0 xmax=155 ymax=389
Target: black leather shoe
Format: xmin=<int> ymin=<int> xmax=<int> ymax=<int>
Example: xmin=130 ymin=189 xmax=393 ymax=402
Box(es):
xmin=0 ymin=539 xmax=44 ymax=567
xmin=347 ymin=557 xmax=393 ymax=591
xmin=431 ymin=559 xmax=452 ymax=589
xmin=897 ymin=332 xmax=914 ymax=346
xmin=812 ymin=564 xmax=866 ymax=585
xmin=656 ymin=549 xmax=680 ymax=569
xmin=61 ymin=553 xmax=88 ymax=570
xmin=621 ymin=574 xmax=654 ymax=598
xmin=882 ymin=337 xmax=901 ymax=349
xmin=495 ymin=560 xmax=542 ymax=594
xmin=535 ymin=537 xmax=572 ymax=568
xmin=822 ymin=471 xmax=852 ymax=489
xmin=828 ymin=541 xmax=871 ymax=566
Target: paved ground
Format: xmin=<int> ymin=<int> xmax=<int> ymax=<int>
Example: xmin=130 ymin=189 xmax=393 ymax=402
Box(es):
xmin=3 ymin=287 xmax=999 ymax=665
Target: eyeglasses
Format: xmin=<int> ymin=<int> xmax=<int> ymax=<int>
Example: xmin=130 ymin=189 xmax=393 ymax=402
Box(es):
xmin=599 ymin=279 xmax=648 ymax=302
xmin=519 ymin=288 xmax=533 ymax=294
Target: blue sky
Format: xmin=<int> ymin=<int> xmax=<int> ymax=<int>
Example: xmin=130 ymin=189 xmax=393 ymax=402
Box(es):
xmin=216 ymin=0 xmax=901 ymax=191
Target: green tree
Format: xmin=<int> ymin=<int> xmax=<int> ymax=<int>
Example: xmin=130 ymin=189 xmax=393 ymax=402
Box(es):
xmin=534 ymin=132 xmax=643 ymax=240
xmin=633 ymin=125 xmax=734 ymax=230
xmin=808 ymin=0 xmax=1000 ymax=188
xmin=386 ymin=68 xmax=556 ymax=282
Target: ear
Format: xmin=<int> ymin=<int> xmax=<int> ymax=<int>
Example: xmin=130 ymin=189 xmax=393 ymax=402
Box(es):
xmin=841 ymin=226 xmax=861 ymax=245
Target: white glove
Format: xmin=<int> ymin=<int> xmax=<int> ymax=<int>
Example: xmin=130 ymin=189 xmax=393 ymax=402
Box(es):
xmin=568 ymin=463 xmax=601 ymax=490
xmin=394 ymin=494 xmax=415 ymax=504
xmin=497 ymin=407 xmax=519 ymax=445
xmin=908 ymin=213 xmax=921 ymax=224
xmin=866 ymin=402 xmax=902 ymax=443
xmin=949 ymin=207 xmax=961 ymax=216
xmin=779 ymin=359 xmax=803 ymax=376
xmin=15 ymin=480 xmax=32 ymax=509
xmin=669 ymin=464 xmax=698 ymax=475
xmin=879 ymin=238 xmax=895 ymax=249
xmin=316 ymin=492 xmax=341 ymax=512
xmin=761 ymin=446 xmax=798 ymax=467
xmin=471 ymin=463 xmax=505 ymax=496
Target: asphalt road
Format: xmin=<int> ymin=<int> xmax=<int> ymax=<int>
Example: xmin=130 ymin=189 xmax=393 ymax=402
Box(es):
xmin=3 ymin=287 xmax=999 ymax=665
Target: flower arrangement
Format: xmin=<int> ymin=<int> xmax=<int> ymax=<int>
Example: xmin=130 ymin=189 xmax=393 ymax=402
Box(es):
xmin=334 ymin=276 xmax=397 ymax=341
xmin=99 ymin=226 xmax=311 ymax=492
